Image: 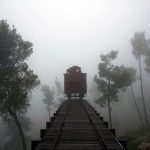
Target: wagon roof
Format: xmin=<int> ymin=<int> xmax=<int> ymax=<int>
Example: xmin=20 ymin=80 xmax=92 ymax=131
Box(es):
xmin=68 ymin=66 xmax=81 ymax=70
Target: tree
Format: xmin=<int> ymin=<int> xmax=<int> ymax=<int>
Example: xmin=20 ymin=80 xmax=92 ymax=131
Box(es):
xmin=144 ymin=56 xmax=150 ymax=73
xmin=55 ymin=77 xmax=64 ymax=103
xmin=41 ymin=85 xmax=55 ymax=121
xmin=95 ymin=51 xmax=131 ymax=128
xmin=55 ymin=77 xmax=63 ymax=96
xmin=123 ymin=67 xmax=144 ymax=126
xmin=0 ymin=20 xmax=39 ymax=150
xmin=2 ymin=115 xmax=32 ymax=150
xmin=131 ymin=32 xmax=150 ymax=126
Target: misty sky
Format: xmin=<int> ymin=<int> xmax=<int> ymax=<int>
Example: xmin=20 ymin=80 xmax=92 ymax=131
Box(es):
xmin=1 ymin=0 xmax=150 ymax=85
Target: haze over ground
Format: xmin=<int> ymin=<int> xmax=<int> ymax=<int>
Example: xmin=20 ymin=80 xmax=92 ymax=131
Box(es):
xmin=1 ymin=0 xmax=150 ymax=138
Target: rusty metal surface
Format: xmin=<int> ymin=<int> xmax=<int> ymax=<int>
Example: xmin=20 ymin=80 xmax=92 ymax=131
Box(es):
xmin=34 ymin=100 xmax=125 ymax=150
xmin=64 ymin=66 xmax=87 ymax=98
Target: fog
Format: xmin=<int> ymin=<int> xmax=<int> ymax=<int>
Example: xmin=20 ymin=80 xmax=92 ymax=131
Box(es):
xmin=1 ymin=0 xmax=150 ymax=147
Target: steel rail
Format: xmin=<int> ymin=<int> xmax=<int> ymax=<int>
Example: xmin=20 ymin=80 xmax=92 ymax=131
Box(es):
xmin=51 ymin=101 xmax=70 ymax=150
xmin=82 ymin=100 xmax=125 ymax=150
xmin=81 ymin=100 xmax=108 ymax=150
xmin=87 ymin=101 xmax=125 ymax=150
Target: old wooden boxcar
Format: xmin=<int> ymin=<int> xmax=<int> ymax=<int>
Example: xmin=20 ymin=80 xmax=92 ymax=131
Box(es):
xmin=64 ymin=66 xmax=87 ymax=99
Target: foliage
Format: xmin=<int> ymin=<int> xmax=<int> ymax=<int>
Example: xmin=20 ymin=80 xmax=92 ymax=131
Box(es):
xmin=41 ymin=79 xmax=64 ymax=119
xmin=55 ymin=77 xmax=63 ymax=96
xmin=55 ymin=77 xmax=64 ymax=103
xmin=131 ymin=31 xmax=150 ymax=73
xmin=95 ymin=51 xmax=131 ymax=107
xmin=131 ymin=32 xmax=150 ymax=59
xmin=123 ymin=67 xmax=145 ymax=126
xmin=0 ymin=63 xmax=39 ymax=116
xmin=122 ymin=125 xmax=150 ymax=150
xmin=95 ymin=50 xmax=135 ymax=128
xmin=131 ymin=31 xmax=149 ymax=126
xmin=94 ymin=76 xmax=118 ymax=107
xmin=144 ymin=56 xmax=150 ymax=73
xmin=0 ymin=20 xmax=32 ymax=66
xmin=100 ymin=50 xmax=118 ymax=65
xmin=122 ymin=67 xmax=137 ymax=83
xmin=41 ymin=85 xmax=55 ymax=119
xmin=0 ymin=20 xmax=39 ymax=115
xmin=0 ymin=20 xmax=39 ymax=150
xmin=41 ymin=85 xmax=54 ymax=107
xmin=2 ymin=115 xmax=32 ymax=150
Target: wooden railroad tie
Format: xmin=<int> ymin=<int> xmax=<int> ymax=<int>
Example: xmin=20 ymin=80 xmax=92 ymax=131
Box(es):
xmin=32 ymin=99 xmax=127 ymax=150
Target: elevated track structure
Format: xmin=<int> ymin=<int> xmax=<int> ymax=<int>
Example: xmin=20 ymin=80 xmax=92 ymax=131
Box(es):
xmin=32 ymin=99 xmax=126 ymax=150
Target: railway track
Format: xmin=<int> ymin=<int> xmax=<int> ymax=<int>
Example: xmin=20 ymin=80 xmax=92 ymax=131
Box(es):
xmin=32 ymin=99 xmax=126 ymax=150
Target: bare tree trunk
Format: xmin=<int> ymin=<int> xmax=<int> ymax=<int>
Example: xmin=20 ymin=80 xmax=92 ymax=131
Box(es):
xmin=107 ymin=97 xmax=112 ymax=128
xmin=9 ymin=107 xmax=26 ymax=150
xmin=131 ymin=84 xmax=144 ymax=126
xmin=139 ymin=56 xmax=148 ymax=126
xmin=48 ymin=106 xmax=51 ymax=121
xmin=107 ymin=68 xmax=112 ymax=128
